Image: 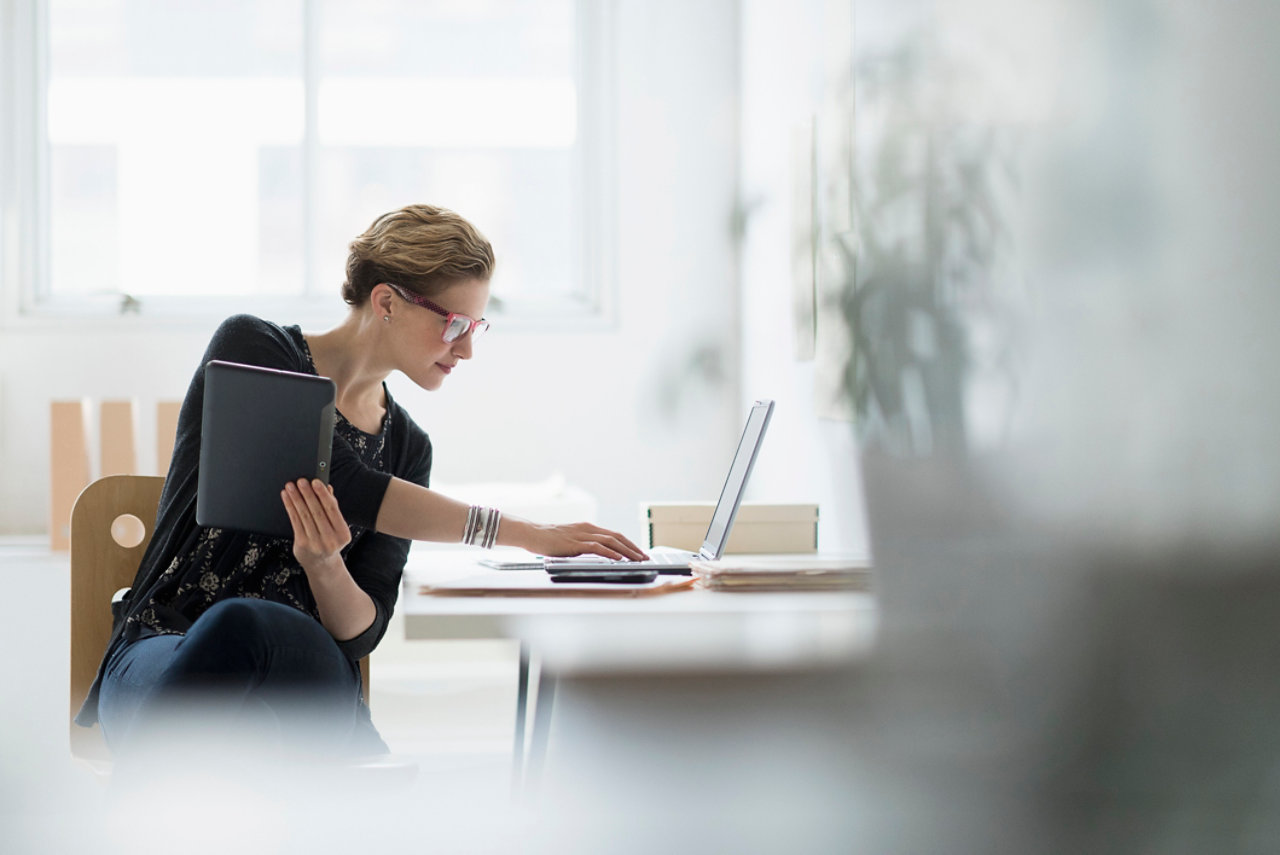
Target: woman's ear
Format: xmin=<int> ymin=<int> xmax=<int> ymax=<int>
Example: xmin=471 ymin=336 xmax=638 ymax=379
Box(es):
xmin=370 ymin=283 xmax=395 ymax=319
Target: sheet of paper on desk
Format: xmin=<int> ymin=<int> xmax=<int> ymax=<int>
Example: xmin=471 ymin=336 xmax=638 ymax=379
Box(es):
xmin=690 ymin=556 xmax=872 ymax=591
xmin=420 ymin=571 xmax=697 ymax=598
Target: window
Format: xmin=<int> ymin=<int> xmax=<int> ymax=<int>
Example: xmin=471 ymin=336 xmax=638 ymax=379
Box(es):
xmin=7 ymin=0 xmax=612 ymax=319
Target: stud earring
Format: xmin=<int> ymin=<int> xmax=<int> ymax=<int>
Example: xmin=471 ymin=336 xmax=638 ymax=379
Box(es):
xmin=383 ymin=315 xmax=391 ymax=322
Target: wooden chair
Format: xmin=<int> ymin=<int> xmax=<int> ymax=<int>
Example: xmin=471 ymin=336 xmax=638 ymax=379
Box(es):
xmin=69 ymin=474 xmax=373 ymax=773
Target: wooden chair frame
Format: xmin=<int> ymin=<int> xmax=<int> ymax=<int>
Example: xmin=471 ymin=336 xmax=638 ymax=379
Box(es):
xmin=69 ymin=474 xmax=371 ymax=771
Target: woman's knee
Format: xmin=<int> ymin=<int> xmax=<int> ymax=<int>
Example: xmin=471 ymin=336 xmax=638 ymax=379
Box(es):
xmin=183 ymin=598 xmax=349 ymax=682
xmin=178 ymin=599 xmax=317 ymax=672
xmin=194 ymin=598 xmax=321 ymax=645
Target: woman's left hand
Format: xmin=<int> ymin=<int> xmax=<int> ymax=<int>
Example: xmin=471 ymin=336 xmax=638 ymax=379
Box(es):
xmin=282 ymin=478 xmax=352 ymax=574
xmin=517 ymin=520 xmax=649 ymax=562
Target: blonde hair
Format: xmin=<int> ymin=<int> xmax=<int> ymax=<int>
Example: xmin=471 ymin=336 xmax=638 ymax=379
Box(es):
xmin=342 ymin=204 xmax=495 ymax=306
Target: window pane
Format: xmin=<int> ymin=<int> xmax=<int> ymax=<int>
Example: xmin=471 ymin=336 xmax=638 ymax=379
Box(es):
xmin=43 ymin=0 xmax=585 ymax=309
xmin=314 ymin=0 xmax=579 ymax=305
xmin=317 ymin=0 xmax=573 ymax=78
xmin=317 ymin=147 xmax=573 ymax=304
xmin=47 ymin=0 xmax=305 ymax=298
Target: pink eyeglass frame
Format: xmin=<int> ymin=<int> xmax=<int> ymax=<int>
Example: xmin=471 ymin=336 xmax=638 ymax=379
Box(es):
xmin=382 ymin=282 xmax=490 ymax=342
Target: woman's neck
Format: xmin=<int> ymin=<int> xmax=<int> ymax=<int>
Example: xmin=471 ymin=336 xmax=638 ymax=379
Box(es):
xmin=304 ymin=312 xmax=390 ymax=432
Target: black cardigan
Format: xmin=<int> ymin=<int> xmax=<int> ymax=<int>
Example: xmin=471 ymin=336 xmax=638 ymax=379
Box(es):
xmin=76 ymin=314 xmax=432 ymax=726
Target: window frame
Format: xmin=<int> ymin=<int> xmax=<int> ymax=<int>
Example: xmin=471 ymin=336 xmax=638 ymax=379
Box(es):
xmin=0 ymin=0 xmax=616 ymax=330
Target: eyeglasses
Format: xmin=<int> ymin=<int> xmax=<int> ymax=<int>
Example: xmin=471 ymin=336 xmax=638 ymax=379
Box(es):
xmin=383 ymin=282 xmax=490 ymax=343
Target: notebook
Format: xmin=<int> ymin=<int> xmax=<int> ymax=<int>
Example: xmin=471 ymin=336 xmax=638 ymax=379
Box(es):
xmin=689 ymin=555 xmax=871 ymax=591
xmin=196 ymin=360 xmax=337 ymax=539
xmin=544 ymin=399 xmax=775 ymax=576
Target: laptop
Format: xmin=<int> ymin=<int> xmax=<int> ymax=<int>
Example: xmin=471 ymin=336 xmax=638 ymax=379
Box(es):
xmin=196 ymin=360 xmax=337 ymax=539
xmin=544 ymin=399 xmax=775 ymax=575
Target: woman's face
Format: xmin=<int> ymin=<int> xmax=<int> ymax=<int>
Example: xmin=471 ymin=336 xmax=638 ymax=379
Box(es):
xmin=387 ymin=277 xmax=491 ymax=391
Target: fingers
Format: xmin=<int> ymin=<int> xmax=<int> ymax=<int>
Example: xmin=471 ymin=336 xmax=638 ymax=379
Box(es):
xmin=283 ymin=479 xmax=349 ymax=550
xmin=313 ymin=480 xmax=346 ymax=532
xmin=608 ymin=530 xmax=647 ymax=560
xmin=282 ymin=486 xmax=301 ymax=536
xmin=544 ymin=522 xmax=647 ymax=561
xmin=521 ymin=520 xmax=649 ymax=560
xmin=295 ymin=479 xmax=332 ymax=532
xmin=578 ymin=524 xmax=647 ymax=560
xmin=577 ymin=542 xmax=629 ymax=561
xmin=281 ymin=484 xmax=315 ymax=542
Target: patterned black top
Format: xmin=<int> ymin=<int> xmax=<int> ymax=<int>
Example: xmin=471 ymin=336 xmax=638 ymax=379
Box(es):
xmin=129 ymin=338 xmax=390 ymax=638
xmin=76 ymin=315 xmax=433 ymax=727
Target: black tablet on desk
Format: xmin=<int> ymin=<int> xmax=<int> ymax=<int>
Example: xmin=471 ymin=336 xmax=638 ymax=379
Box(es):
xmin=196 ymin=360 xmax=336 ymax=539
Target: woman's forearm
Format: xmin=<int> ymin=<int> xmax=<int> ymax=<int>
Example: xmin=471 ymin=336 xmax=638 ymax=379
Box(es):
xmin=282 ymin=478 xmax=378 ymax=642
xmin=374 ymin=477 xmax=536 ymax=547
xmin=373 ymin=476 xmax=645 ymax=560
xmin=375 ymin=477 xmax=468 ymax=541
xmin=303 ymin=555 xmax=378 ymax=642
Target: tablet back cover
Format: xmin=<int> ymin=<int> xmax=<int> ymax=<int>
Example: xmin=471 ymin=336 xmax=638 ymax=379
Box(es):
xmin=197 ymin=360 xmax=336 ymax=538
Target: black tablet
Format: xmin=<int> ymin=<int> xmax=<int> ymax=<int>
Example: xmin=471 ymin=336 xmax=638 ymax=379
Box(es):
xmin=196 ymin=360 xmax=336 ymax=539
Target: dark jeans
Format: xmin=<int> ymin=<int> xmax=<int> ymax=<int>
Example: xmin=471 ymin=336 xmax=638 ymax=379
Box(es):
xmin=99 ymin=598 xmax=383 ymax=759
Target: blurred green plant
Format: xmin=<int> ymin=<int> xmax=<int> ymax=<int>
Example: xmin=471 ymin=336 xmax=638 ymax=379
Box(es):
xmin=844 ymin=30 xmax=1024 ymax=458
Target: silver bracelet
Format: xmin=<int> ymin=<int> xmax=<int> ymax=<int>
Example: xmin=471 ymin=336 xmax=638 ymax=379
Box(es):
xmin=463 ymin=505 xmax=501 ymax=549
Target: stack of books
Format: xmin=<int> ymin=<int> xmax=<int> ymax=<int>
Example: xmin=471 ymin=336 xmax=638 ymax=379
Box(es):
xmin=689 ymin=555 xmax=872 ymax=592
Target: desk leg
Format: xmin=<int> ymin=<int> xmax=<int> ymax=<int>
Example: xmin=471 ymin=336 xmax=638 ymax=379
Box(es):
xmin=513 ymin=642 xmax=531 ymax=792
xmin=526 ymin=669 xmax=556 ymax=795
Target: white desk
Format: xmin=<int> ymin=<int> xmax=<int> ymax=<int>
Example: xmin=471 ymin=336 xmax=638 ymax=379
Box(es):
xmin=401 ymin=550 xmax=875 ymax=672
xmin=400 ymin=549 xmax=877 ymax=789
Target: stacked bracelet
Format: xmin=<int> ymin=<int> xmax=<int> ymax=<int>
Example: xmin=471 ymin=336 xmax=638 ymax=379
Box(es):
xmin=463 ymin=505 xmax=502 ymax=549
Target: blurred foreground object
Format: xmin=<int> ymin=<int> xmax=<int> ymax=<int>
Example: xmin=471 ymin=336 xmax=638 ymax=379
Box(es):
xmin=847 ymin=0 xmax=1280 ymax=851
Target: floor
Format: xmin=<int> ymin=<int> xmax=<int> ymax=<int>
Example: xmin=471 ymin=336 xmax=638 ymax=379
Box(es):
xmin=0 ymin=537 xmax=534 ymax=854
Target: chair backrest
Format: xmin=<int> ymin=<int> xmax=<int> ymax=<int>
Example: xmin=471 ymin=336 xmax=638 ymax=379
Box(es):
xmin=69 ymin=474 xmax=165 ymax=765
xmin=69 ymin=474 xmax=371 ymax=768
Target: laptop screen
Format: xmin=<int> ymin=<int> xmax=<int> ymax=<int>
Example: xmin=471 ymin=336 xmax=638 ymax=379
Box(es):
xmin=700 ymin=399 xmax=775 ymax=559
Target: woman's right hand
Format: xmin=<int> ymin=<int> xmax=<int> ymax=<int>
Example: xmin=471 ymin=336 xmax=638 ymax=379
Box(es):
xmin=512 ymin=519 xmax=648 ymax=561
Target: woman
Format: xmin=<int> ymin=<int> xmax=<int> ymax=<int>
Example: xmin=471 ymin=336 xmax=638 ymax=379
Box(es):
xmin=78 ymin=204 xmax=646 ymax=759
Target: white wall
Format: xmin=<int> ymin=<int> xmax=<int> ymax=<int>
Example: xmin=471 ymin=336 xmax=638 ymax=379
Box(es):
xmin=0 ymin=0 xmax=743 ymax=541
xmin=737 ymin=0 xmax=870 ymax=556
